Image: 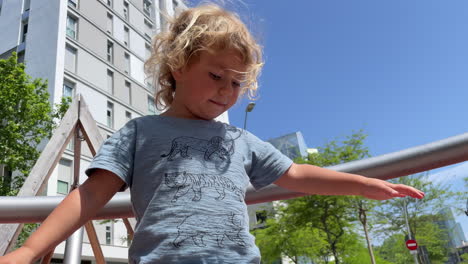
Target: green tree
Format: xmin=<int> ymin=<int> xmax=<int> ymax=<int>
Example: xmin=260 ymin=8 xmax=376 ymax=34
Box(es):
xmin=416 ymin=215 xmax=449 ymax=263
xmin=0 ymin=52 xmax=71 ymax=248
xmin=340 ymin=234 xmax=393 ymax=264
xmin=375 ymin=218 xmax=449 ymax=264
xmin=350 ymin=197 xmax=379 ymax=264
xmin=373 ymin=173 xmax=451 ymax=263
xmin=375 ymin=233 xmax=413 ymax=264
xmin=253 ymin=217 xmax=327 ymax=263
xmin=254 ymin=131 xmax=378 ymax=264
xmin=0 ymin=52 xmax=70 ymax=195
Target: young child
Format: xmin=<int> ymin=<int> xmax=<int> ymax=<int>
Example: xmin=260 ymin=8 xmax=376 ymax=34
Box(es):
xmin=0 ymin=4 xmax=424 ymax=264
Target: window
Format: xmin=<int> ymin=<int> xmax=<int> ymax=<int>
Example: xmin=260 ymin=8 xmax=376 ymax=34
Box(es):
xmin=63 ymin=79 xmax=75 ymax=99
xmin=159 ymin=2 xmax=165 ymax=30
xmin=146 ymin=80 xmax=154 ymax=92
xmin=21 ymin=22 xmax=28 ymax=43
xmin=68 ymin=0 xmax=78 ymax=8
xmin=125 ymin=81 xmax=131 ymax=104
xmin=65 ymin=45 xmax=77 ymax=72
xmin=107 ymin=41 xmax=113 ymax=63
xmin=107 ymin=70 xmax=114 ymax=94
xmin=106 ymin=0 xmax=113 ymax=8
xmin=23 ymin=0 xmax=30 ymax=12
xmin=123 ymin=1 xmax=129 ymax=21
xmin=143 ymin=0 xmax=151 ymax=16
xmin=144 ymin=19 xmax=153 ymax=30
xmin=106 ymin=13 xmax=113 ymax=34
xmin=105 ymin=225 xmax=112 ymax=245
xmin=17 ymin=51 xmax=25 ymax=64
xmin=107 ymin=102 xmax=114 ymax=128
xmin=57 ymin=180 xmax=69 ymax=195
xmin=125 ymin=111 xmax=132 ymax=122
xmin=124 ymin=53 xmax=130 ymax=74
xmin=58 ymin=159 xmax=72 ymax=195
xmin=66 ymin=15 xmax=77 ymax=39
xmin=124 ymin=26 xmax=129 ymax=47
xmin=145 ymin=43 xmax=151 ymax=59
xmin=148 ymin=96 xmax=155 ymax=114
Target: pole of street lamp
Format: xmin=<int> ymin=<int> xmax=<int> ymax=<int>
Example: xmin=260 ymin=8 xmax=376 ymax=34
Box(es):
xmin=243 ymin=102 xmax=255 ymax=130
xmin=404 ymin=198 xmax=419 ymax=264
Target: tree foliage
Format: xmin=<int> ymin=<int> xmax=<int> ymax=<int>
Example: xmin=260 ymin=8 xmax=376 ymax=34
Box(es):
xmin=373 ymin=173 xmax=452 ymax=263
xmin=375 ymin=219 xmax=449 ymax=264
xmin=0 ymin=52 xmax=70 ymax=195
xmin=254 ymin=131 xmax=379 ymax=264
xmin=373 ymin=173 xmax=450 ymax=237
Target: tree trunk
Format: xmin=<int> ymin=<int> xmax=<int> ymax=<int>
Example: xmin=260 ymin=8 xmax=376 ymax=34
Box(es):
xmin=359 ymin=208 xmax=376 ymax=264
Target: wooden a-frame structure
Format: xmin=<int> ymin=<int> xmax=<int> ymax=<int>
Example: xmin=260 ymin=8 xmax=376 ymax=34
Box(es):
xmin=0 ymin=94 xmax=134 ymax=263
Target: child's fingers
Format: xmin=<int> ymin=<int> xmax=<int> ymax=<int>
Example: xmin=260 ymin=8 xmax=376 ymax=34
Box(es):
xmin=372 ymin=182 xmax=405 ymax=199
xmin=389 ymin=183 xmax=425 ymax=199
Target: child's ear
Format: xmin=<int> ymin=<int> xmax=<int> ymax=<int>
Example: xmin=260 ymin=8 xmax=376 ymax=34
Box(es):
xmin=171 ymin=68 xmax=184 ymax=81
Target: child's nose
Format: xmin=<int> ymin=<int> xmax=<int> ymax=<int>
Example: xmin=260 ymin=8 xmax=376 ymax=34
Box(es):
xmin=219 ymin=80 xmax=234 ymax=96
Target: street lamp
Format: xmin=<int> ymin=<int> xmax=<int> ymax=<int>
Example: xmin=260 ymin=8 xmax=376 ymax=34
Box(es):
xmin=243 ymin=102 xmax=256 ymax=130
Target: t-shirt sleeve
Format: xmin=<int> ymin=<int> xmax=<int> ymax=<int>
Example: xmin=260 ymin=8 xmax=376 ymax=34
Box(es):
xmin=244 ymin=131 xmax=293 ymax=190
xmin=85 ymin=120 xmax=136 ymax=192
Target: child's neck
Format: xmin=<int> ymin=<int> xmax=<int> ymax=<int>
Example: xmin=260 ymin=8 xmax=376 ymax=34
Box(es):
xmin=160 ymin=108 xmax=214 ymax=121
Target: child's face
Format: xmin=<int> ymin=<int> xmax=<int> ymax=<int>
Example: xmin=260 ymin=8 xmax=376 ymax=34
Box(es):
xmin=168 ymin=50 xmax=247 ymax=120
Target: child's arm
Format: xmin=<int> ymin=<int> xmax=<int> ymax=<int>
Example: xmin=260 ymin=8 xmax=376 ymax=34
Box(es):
xmin=0 ymin=169 xmax=124 ymax=264
xmin=274 ymin=163 xmax=425 ymax=200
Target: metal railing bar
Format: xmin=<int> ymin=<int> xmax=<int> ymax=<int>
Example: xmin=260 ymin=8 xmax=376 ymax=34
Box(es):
xmin=0 ymin=131 xmax=467 ymax=223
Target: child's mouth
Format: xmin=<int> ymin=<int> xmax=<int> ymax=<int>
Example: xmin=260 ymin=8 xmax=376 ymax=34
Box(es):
xmin=209 ymin=100 xmax=227 ymax=107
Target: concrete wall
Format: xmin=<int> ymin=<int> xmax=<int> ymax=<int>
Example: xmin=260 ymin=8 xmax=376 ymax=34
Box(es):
xmin=25 ymin=1 xmax=67 ymax=105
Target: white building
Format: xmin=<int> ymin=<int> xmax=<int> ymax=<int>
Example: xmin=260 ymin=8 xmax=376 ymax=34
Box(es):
xmin=0 ymin=0 xmax=188 ymax=262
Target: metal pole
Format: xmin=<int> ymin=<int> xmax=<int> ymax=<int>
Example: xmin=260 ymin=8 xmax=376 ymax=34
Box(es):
xmin=64 ymin=105 xmax=84 ymax=264
xmin=63 ymin=227 xmax=84 ymax=264
xmin=403 ymin=198 xmax=419 ymax=264
xmin=243 ymin=102 xmax=255 ymax=130
xmin=2 ymin=132 xmax=468 ymax=221
xmin=243 ymin=110 xmax=248 ymax=130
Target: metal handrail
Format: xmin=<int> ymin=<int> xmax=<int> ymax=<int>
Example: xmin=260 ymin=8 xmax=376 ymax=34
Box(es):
xmin=1 ymin=131 xmax=467 ymax=223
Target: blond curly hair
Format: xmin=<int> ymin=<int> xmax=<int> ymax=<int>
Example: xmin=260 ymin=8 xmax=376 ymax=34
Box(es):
xmin=144 ymin=4 xmax=263 ymax=110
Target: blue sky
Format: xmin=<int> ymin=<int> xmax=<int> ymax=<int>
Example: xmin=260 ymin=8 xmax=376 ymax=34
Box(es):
xmin=190 ymin=0 xmax=468 ymax=239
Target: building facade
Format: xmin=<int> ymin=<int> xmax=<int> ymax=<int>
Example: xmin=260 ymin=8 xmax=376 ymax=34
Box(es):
xmin=0 ymin=0 xmax=189 ymax=262
xmin=437 ymin=208 xmax=467 ymax=248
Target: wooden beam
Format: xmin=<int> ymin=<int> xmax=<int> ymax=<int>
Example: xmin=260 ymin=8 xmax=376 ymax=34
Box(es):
xmin=72 ymin=125 xmax=82 ymax=190
xmin=40 ymin=249 xmax=54 ymax=264
xmin=122 ymin=218 xmax=134 ymax=241
xmin=78 ymin=97 xmax=104 ymax=156
xmin=84 ymin=221 xmax=106 ymax=264
xmin=0 ymin=95 xmax=137 ymax=259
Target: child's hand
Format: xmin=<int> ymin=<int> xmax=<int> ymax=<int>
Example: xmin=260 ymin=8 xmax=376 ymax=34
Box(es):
xmin=360 ymin=178 xmax=425 ymax=200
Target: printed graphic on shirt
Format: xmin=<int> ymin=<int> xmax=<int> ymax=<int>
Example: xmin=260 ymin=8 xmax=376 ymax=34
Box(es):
xmin=164 ymin=171 xmax=244 ymax=202
xmin=173 ymin=213 xmax=246 ymax=248
xmin=160 ymin=136 xmax=234 ymax=161
xmin=161 ymin=126 xmax=243 ymax=161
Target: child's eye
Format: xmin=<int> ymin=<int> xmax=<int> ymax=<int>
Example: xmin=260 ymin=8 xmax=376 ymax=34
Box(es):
xmin=209 ymin=72 xmax=221 ymax=80
xmin=232 ymin=81 xmax=241 ymax=88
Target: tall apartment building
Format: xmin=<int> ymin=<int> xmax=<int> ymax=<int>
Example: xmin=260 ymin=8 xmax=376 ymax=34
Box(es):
xmin=437 ymin=208 xmax=467 ymax=248
xmin=0 ymin=0 xmax=189 ymax=262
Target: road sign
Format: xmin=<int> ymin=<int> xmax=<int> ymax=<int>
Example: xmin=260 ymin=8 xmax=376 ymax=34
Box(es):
xmin=406 ymin=239 xmax=418 ymax=251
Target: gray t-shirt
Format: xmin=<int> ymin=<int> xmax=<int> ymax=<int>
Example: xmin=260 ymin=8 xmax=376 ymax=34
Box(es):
xmin=85 ymin=115 xmax=293 ymax=264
